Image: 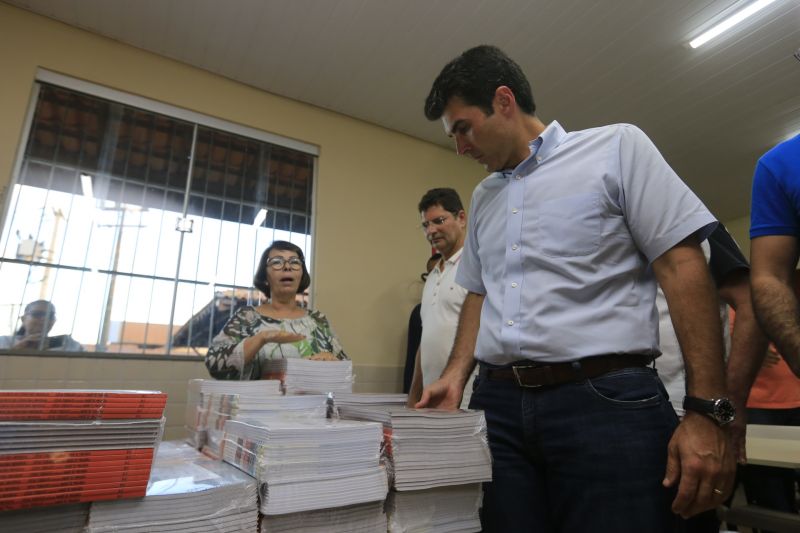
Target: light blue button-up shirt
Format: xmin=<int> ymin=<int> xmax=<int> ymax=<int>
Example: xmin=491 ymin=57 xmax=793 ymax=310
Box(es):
xmin=456 ymin=121 xmax=717 ymax=365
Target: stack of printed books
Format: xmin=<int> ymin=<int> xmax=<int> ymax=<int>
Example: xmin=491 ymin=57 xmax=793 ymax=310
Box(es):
xmin=337 ymin=407 xmax=491 ymax=490
xmin=0 ymin=389 xmax=166 ymax=511
xmin=85 ymin=441 xmax=258 ymax=532
xmin=261 ymin=500 xmax=388 ymax=533
xmin=221 ymin=417 xmax=388 ymax=516
xmin=386 ymin=483 xmax=483 ymax=533
xmin=332 ymin=392 xmax=408 ymax=414
xmin=263 ymin=358 xmax=354 ymax=394
xmin=338 ymin=406 xmax=491 ymax=532
xmin=185 ymin=379 xmax=328 ymax=458
xmin=185 ymin=379 xmax=282 ymax=449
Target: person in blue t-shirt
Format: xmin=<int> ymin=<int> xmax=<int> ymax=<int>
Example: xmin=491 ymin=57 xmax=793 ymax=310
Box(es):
xmin=750 ymin=134 xmax=800 ymax=378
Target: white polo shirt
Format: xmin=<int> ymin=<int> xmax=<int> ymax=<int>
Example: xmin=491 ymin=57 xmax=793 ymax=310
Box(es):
xmin=420 ymin=247 xmax=476 ymax=408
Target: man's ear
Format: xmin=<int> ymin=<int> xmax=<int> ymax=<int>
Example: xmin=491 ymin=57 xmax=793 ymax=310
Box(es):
xmin=494 ymin=86 xmax=516 ymax=116
xmin=456 ymin=209 xmax=467 ymax=225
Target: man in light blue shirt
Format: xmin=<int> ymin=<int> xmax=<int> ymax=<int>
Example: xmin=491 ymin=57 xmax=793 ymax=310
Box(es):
xmin=417 ymin=45 xmax=735 ymax=532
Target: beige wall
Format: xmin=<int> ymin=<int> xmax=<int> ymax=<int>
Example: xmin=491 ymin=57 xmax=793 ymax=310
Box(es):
xmin=0 ymin=3 xmax=485 ymax=411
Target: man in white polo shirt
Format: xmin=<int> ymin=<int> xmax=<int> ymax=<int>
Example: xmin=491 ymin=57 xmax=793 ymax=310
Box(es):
xmin=407 ymin=188 xmax=475 ymax=409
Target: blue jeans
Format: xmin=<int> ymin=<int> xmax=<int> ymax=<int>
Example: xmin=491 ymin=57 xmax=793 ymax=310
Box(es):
xmin=469 ymin=364 xmax=681 ymax=533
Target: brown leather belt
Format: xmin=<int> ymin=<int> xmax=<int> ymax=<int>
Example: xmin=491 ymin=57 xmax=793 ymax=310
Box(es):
xmin=480 ymin=353 xmax=653 ymax=389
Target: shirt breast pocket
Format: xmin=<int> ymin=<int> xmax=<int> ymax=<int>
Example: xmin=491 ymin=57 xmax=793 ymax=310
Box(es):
xmin=534 ymin=192 xmax=604 ymax=257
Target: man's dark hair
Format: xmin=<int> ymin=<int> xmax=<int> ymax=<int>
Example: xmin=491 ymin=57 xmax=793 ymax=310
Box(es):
xmin=424 ymin=45 xmax=535 ymax=121
xmin=418 ymin=188 xmax=464 ymax=215
xmin=253 ymin=240 xmax=311 ymax=298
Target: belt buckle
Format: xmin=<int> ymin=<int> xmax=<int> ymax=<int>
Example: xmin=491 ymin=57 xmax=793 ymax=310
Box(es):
xmin=512 ymin=365 xmax=545 ymax=388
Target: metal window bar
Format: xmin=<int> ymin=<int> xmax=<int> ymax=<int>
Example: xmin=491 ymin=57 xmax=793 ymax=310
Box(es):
xmin=1 ymin=84 xmax=315 ymax=356
xmin=165 ymin=124 xmax=198 ymax=354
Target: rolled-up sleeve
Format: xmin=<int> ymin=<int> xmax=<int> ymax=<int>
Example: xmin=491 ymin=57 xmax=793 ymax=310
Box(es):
xmin=616 ymin=125 xmax=717 ymax=262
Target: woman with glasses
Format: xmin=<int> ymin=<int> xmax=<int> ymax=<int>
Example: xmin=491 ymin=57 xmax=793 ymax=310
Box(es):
xmin=205 ymin=240 xmax=348 ymax=380
xmin=0 ymin=300 xmax=82 ymax=351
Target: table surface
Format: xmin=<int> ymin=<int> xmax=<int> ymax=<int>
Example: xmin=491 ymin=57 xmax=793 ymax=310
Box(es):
xmin=745 ymin=424 xmax=800 ymax=468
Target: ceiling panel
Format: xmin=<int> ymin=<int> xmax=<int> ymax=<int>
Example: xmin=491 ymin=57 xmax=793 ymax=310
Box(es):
xmin=5 ymin=0 xmax=800 ymax=221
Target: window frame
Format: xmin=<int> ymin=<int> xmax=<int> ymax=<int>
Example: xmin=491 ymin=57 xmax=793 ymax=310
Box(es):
xmin=0 ymin=70 xmax=320 ymax=360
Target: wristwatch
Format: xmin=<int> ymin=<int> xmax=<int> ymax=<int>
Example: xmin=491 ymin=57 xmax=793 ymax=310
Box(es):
xmin=683 ymin=396 xmax=736 ymax=426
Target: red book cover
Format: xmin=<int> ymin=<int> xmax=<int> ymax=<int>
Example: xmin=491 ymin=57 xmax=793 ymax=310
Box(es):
xmin=0 ymin=484 xmax=147 ymax=511
xmin=0 ymin=471 xmax=152 ymax=497
xmin=0 ymin=447 xmax=153 ymax=463
xmin=0 ymin=457 xmax=154 ymax=478
xmin=0 ymin=409 xmax=166 ymax=421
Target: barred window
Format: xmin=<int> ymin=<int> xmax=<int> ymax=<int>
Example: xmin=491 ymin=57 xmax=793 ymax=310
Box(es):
xmin=0 ymin=81 xmax=316 ymax=356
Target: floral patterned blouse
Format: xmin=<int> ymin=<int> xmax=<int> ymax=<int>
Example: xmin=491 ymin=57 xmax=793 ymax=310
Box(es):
xmin=205 ymin=306 xmax=348 ymax=380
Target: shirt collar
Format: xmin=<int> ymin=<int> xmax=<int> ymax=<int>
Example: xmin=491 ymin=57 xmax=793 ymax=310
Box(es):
xmin=535 ymin=120 xmax=566 ymax=161
xmin=496 ymin=120 xmax=567 ymax=179
xmin=434 ymin=246 xmax=464 ymax=273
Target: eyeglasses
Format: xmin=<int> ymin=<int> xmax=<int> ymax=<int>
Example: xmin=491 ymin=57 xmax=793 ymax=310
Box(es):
xmin=421 ymin=215 xmax=452 ymax=231
xmin=267 ymin=257 xmax=303 ymax=271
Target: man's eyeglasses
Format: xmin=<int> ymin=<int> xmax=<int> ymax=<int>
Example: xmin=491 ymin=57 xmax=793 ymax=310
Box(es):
xmin=267 ymin=257 xmax=304 ymax=271
xmin=421 ymin=215 xmax=452 ymax=231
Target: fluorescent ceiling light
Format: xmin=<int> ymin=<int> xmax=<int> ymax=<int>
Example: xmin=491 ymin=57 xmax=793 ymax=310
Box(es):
xmin=80 ymin=173 xmax=93 ymax=198
xmin=689 ymin=0 xmax=778 ymax=48
xmin=253 ymin=208 xmax=268 ymax=227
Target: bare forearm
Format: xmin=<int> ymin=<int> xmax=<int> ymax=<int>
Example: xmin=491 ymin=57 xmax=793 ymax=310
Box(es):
xmin=725 ymin=305 xmax=768 ymax=407
xmin=718 ymin=273 xmax=770 ymax=407
xmin=407 ymin=349 xmax=423 ymax=406
xmin=242 ymin=335 xmax=266 ymax=364
xmin=654 ymin=238 xmax=727 ymax=398
xmin=752 ymin=277 xmax=800 ymax=376
xmin=441 ymin=292 xmax=483 ymax=386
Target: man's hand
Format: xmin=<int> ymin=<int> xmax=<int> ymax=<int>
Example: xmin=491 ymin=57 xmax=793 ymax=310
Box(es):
xmin=663 ymin=413 xmax=735 ymax=518
xmin=13 ymin=335 xmax=44 ymax=349
xmin=415 ymin=375 xmax=464 ymax=410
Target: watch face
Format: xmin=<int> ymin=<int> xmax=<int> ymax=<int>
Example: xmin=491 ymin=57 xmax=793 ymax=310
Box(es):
xmin=713 ymin=398 xmax=736 ymax=425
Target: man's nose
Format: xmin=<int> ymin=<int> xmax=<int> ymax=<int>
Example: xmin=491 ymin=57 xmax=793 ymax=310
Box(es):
xmin=455 ymin=137 xmax=471 ymax=156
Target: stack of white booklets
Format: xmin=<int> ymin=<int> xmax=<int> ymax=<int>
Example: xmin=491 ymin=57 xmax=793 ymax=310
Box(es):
xmin=263 ymin=358 xmax=354 ymax=394
xmin=338 ymin=407 xmax=492 ymax=491
xmin=221 ymin=418 xmax=388 ymax=516
xmin=86 ymin=441 xmax=258 ymax=532
xmin=185 ymin=379 xmax=282 ymax=449
xmin=332 ymin=392 xmax=408 ymax=413
xmin=386 ymin=483 xmax=483 ymax=533
xmin=184 ymin=379 xmax=327 ymax=458
xmin=0 ymin=503 xmax=88 ymax=532
xmin=338 ymin=406 xmax=490 ymax=532
xmin=261 ymin=500 xmax=388 ymax=533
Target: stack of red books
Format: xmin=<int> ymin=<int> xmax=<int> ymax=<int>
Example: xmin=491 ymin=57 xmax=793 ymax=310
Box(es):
xmin=0 ymin=390 xmax=167 ymax=511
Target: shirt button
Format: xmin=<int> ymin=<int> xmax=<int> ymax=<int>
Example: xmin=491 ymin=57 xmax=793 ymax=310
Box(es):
xmin=511 ymin=282 xmax=518 ymax=288
xmin=511 ymin=244 xmax=518 ymax=251
xmin=507 ymin=320 xmax=514 ymax=326
xmin=536 ymin=156 xmax=542 ymax=162
xmin=515 ymin=175 xmax=522 ymax=180
xmin=512 ymin=208 xmax=518 ymax=214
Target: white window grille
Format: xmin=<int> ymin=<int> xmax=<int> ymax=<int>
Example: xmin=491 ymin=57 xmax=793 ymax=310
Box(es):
xmin=0 ymin=81 xmax=316 ymax=356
